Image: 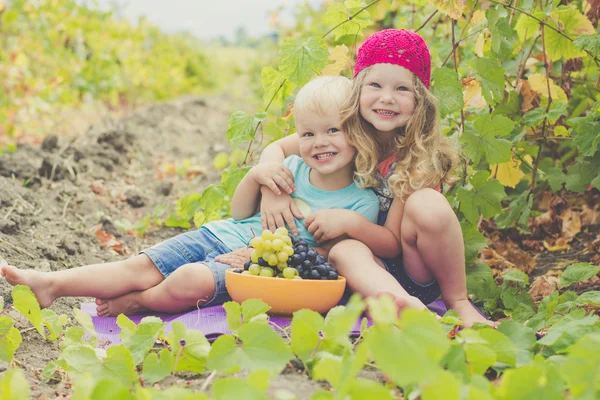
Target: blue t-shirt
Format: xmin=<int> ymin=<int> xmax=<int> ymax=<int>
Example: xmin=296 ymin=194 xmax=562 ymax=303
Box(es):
xmin=204 ymin=155 xmax=379 ymax=250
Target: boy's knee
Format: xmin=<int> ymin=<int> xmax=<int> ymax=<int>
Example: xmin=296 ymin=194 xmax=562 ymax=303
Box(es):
xmin=405 ymin=189 xmax=455 ymax=232
xmin=167 ymin=263 xmax=215 ymax=302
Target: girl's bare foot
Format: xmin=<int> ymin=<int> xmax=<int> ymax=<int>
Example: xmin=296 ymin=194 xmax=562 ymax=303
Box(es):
xmin=1 ymin=265 xmax=56 ymax=308
xmin=95 ymin=293 xmax=149 ymax=317
xmin=450 ymin=299 xmax=496 ymax=328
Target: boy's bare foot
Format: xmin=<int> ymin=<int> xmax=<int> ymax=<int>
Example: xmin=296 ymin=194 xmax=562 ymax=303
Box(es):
xmin=1 ymin=265 xmax=56 ymax=308
xmin=95 ymin=293 xmax=149 ymax=317
xmin=450 ymin=299 xmax=496 ymax=328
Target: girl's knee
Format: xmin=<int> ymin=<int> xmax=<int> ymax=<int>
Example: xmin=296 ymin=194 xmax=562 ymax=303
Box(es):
xmin=328 ymin=239 xmax=367 ymax=263
xmin=405 ymin=188 xmax=456 ymax=232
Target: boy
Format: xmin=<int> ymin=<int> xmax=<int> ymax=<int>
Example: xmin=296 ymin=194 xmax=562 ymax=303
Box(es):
xmin=1 ymin=76 xmax=379 ymax=316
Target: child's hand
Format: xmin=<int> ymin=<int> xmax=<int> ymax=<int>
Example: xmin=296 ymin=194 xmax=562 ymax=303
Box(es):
xmin=260 ymin=189 xmax=304 ymax=235
xmin=215 ymin=247 xmax=252 ymax=269
xmin=251 ymin=163 xmax=296 ymax=195
xmin=304 ymin=209 xmax=356 ymax=243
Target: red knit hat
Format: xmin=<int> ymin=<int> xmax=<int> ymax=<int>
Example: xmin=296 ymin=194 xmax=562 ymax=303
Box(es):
xmin=354 ymin=29 xmax=431 ymax=89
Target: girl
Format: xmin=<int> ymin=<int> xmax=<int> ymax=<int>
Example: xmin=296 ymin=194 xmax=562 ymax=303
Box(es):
xmin=220 ymin=29 xmax=490 ymax=327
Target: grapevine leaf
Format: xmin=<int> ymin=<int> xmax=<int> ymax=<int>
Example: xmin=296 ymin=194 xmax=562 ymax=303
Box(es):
xmin=0 ymin=317 xmax=22 ymax=363
xmin=495 ymin=358 xmax=565 ymax=400
xmin=465 ymin=342 xmax=496 ymax=375
xmin=545 ymin=167 xmax=566 ymax=191
xmin=492 ymin=158 xmax=525 ymax=189
xmin=121 ymin=316 xmax=165 ymax=365
xmin=421 ymin=370 xmax=460 ymax=400
xmin=103 ymin=344 xmax=139 ymax=385
xmin=241 ymin=298 xmax=271 ymax=323
xmin=346 ymin=378 xmax=394 ymax=399
xmin=503 ymin=270 xmax=529 ymax=287
xmin=574 ymin=34 xmax=600 ymax=58
xmin=223 ymin=301 xmax=242 ymax=331
xmin=487 ymin=9 xmax=517 ymax=58
xmin=429 ymin=0 xmax=466 ymax=19
xmin=312 ymin=353 xmax=343 ymax=388
xmin=560 ymin=333 xmax=600 ymax=399
xmin=497 ymin=320 xmax=536 ymax=366
xmin=478 ymin=327 xmax=518 ymax=367
xmin=278 ymin=37 xmax=329 ymax=86
xmin=495 ymin=190 xmax=533 ymax=231
xmin=528 ymin=73 xmax=567 ymax=103
xmin=200 ymin=184 xmax=227 ymax=213
xmin=431 ymin=67 xmax=463 ymax=117
xmin=544 ymin=6 xmax=595 ymax=61
xmin=536 ymin=310 xmax=599 ymax=354
xmin=142 ymin=348 xmax=174 ymax=384
xmin=117 ymin=314 xmax=137 ymax=342
xmin=226 ymin=111 xmax=267 ymax=147
xmin=221 ymin=167 xmax=251 ymax=198
xmin=246 ymin=370 xmax=271 ymax=391
xmin=322 ymin=295 xmax=365 ymax=355
xmin=59 ymin=344 xmax=102 ymax=376
xmin=462 ymin=222 xmax=488 ymax=265
xmin=322 ymin=45 xmax=351 ymax=76
xmin=560 ymin=263 xmax=600 ymax=287
xmin=207 ymin=334 xmax=244 ymax=374
xmin=321 ymin=1 xmax=373 ymax=40
xmin=576 ymin=291 xmax=600 ymax=307
xmin=12 ymin=285 xmax=44 ymax=337
xmin=261 ymin=67 xmax=296 ymax=108
xmin=365 ymin=295 xmax=398 ymax=326
xmin=211 ymin=377 xmax=268 ymax=400
xmin=458 ymin=171 xmax=506 ymax=224
xmin=565 ymin=155 xmax=600 ymax=193
xmin=290 ymin=308 xmax=324 ymax=363
xmin=461 ymin=114 xmax=514 ymax=166
xmin=571 ymin=120 xmax=600 ymax=157
xmin=41 ymin=309 xmax=68 ymax=341
xmin=468 ymin=58 xmax=505 ymax=106
xmin=0 ymin=368 xmax=30 ymax=400
xmin=169 ymin=321 xmax=211 ymax=374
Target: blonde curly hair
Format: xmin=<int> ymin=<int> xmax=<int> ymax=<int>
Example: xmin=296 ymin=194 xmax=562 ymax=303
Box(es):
xmin=340 ymin=66 xmax=459 ymax=201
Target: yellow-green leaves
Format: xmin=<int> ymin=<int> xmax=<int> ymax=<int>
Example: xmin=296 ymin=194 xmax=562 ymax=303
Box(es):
xmin=429 ymin=0 xmax=466 ymax=19
xmin=560 ymin=263 xmax=600 ymax=287
xmin=322 ymin=0 xmax=373 ymax=40
xmin=0 ymin=368 xmax=30 ymax=400
xmin=226 ymin=111 xmax=267 ymax=147
xmin=431 ymin=67 xmax=463 ymax=118
xmin=261 ymin=67 xmax=296 ymax=109
xmin=468 ymin=58 xmax=505 ymax=106
xmin=0 ymin=317 xmax=22 ymax=363
xmin=13 ymin=285 xmax=44 ymax=337
xmin=278 ymin=37 xmax=329 ymax=87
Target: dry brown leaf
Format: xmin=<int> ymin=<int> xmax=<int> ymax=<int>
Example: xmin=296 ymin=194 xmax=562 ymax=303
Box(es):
xmin=528 ymin=275 xmax=560 ymax=300
xmin=580 ymin=205 xmax=600 ymax=226
xmin=518 ymin=80 xmax=539 ymax=113
xmin=560 ymin=208 xmax=582 ymax=241
xmin=543 ymin=237 xmax=571 ymax=252
xmin=95 ymin=226 xmax=126 ymax=255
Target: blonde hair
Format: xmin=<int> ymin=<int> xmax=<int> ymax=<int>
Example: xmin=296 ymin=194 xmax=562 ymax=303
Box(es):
xmin=341 ymin=66 xmax=459 ymax=201
xmin=294 ymin=76 xmax=352 ymax=120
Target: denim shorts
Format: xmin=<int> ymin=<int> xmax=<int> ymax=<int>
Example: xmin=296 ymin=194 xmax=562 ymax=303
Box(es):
xmin=380 ymin=257 xmax=441 ymax=305
xmin=140 ymin=227 xmax=233 ymax=307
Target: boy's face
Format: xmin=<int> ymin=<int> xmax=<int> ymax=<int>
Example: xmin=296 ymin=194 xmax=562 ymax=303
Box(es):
xmin=359 ymin=64 xmax=415 ymax=135
xmin=295 ymin=109 xmax=356 ymax=179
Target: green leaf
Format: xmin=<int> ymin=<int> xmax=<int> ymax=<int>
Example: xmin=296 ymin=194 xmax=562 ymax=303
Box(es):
xmin=223 ymin=301 xmax=242 ymax=331
xmin=565 ymin=155 xmax=600 ymax=193
xmin=41 ymin=309 xmax=69 ymax=341
xmin=430 ymin=0 xmax=465 ymax=19
xmin=142 ymin=348 xmax=174 ymax=384
xmin=212 ymin=377 xmax=268 ymax=400
xmin=468 ymin=57 xmax=505 ymax=106
xmin=466 ymin=262 xmax=500 ymax=306
xmin=103 ymin=344 xmax=139 ymax=386
xmin=241 ymin=298 xmax=271 ymax=323
xmin=346 ymin=378 xmax=394 ymax=400
xmin=290 ymin=308 xmax=324 ymax=363
xmin=121 ymin=316 xmax=165 ymax=365
xmin=169 ymin=321 xmax=211 ymax=374
xmin=458 ymin=171 xmax=506 ymax=224
xmin=574 ymin=34 xmax=600 ymax=58
xmin=494 ymin=190 xmax=533 ymax=232
xmin=576 ymin=291 xmax=600 ymax=307
xmin=12 ymin=285 xmax=44 ymax=337
xmin=208 ymin=322 xmax=293 ymax=374
xmin=278 ymin=37 xmax=329 ymax=86
xmin=495 ymin=357 xmax=566 ymax=399
xmin=478 ymin=327 xmax=518 ymax=367
xmin=200 ymin=184 xmax=227 ymax=213
xmin=431 ymin=67 xmax=463 ymax=117
xmin=502 ymin=270 xmax=529 ymax=287
xmin=368 ymin=309 xmax=450 ymax=387
xmin=365 ymin=295 xmax=398 ymax=325
xmin=0 ymin=317 xmax=22 ymax=363
xmin=117 ymin=314 xmax=137 ymax=342
xmin=226 ymin=111 xmax=267 ymax=147
xmin=321 ymin=1 xmax=373 ymax=40
xmin=312 ymin=352 xmax=343 ymax=389
xmin=261 ymin=67 xmax=296 ymax=109
xmin=487 ymin=9 xmax=517 ymax=58
xmin=537 ymin=312 xmax=599 ymax=354
xmin=422 ymin=370 xmax=460 ymax=400
xmin=221 ymin=167 xmax=251 ymax=198
xmin=0 ymin=368 xmax=30 ymax=400
xmin=498 ymin=320 xmax=536 ymax=366
xmin=59 ymin=344 xmax=102 ymax=376
xmin=560 ymin=333 xmax=600 ymax=399
xmin=560 ymin=262 xmax=600 ymax=287
xmin=461 ymin=114 xmax=515 ymax=165
xmin=571 ymin=120 xmax=600 ymax=157
xmin=465 ymin=342 xmax=496 ymax=375
xmin=247 ymin=369 xmax=271 ymax=391
xmin=462 ymin=222 xmax=488 ymax=265
xmin=322 ymin=295 xmax=365 ymax=355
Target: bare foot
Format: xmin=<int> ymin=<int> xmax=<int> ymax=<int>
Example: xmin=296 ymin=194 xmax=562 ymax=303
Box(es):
xmin=95 ymin=292 xmax=149 ymax=317
xmin=450 ymin=299 xmax=496 ymax=328
xmin=1 ymin=265 xmax=56 ymax=308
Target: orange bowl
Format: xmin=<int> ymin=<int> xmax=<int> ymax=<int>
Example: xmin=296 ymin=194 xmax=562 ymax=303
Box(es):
xmin=225 ymin=270 xmax=346 ymax=315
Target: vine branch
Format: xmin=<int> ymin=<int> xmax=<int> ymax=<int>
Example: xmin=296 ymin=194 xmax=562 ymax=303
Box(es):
xmin=322 ymin=0 xmax=380 ymax=39
xmin=415 ymin=10 xmax=438 ymax=33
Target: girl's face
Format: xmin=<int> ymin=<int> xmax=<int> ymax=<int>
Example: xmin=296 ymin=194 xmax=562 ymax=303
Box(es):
xmin=359 ymin=64 xmax=415 ymax=136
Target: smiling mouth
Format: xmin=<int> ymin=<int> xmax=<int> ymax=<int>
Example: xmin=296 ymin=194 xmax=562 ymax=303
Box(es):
xmin=374 ymin=109 xmax=398 ymax=116
xmin=313 ymin=152 xmax=337 ymax=162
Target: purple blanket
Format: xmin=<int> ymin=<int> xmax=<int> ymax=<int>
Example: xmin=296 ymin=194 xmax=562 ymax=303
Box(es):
xmin=81 ymin=300 xmax=452 ymax=347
